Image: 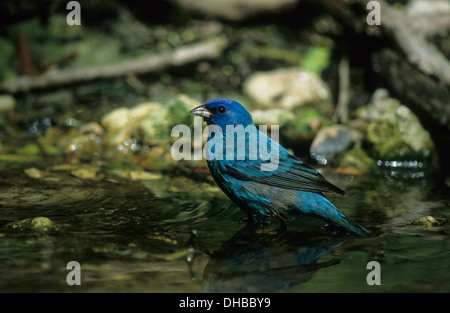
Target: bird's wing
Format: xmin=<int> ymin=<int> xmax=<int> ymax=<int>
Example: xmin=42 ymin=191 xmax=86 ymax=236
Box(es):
xmin=224 ymin=148 xmax=345 ymax=195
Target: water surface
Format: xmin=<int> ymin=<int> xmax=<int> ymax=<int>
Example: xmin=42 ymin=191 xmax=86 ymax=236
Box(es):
xmin=0 ymin=161 xmax=448 ymax=292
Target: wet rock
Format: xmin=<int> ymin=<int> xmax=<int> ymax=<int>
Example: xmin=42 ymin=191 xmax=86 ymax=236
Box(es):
xmin=80 ymin=122 xmax=104 ymax=136
xmin=101 ymin=102 xmax=161 ymax=135
xmin=0 ymin=95 xmax=15 ymax=112
xmin=282 ymin=108 xmax=331 ymax=144
xmin=70 ymin=166 xmax=105 ymax=180
xmin=138 ymin=94 xmax=199 ymax=144
xmin=129 ymin=170 xmax=163 ymax=181
xmin=251 ymin=108 xmax=295 ymax=127
xmin=30 ymin=217 xmax=57 ymax=232
xmin=7 ymin=217 xmax=58 ymax=233
xmin=71 ymin=123 xmax=106 ymax=156
xmin=243 ymin=68 xmax=333 ymax=115
xmin=171 ymin=0 xmax=298 ymax=21
xmin=24 ymin=167 xmax=47 ymax=179
xmin=101 ymin=102 xmax=161 ymax=149
xmin=101 ymin=107 xmax=133 ymax=134
xmin=366 ymin=117 xmax=433 ymax=161
xmin=411 ymin=216 xmax=442 ymax=228
xmin=335 ymin=144 xmax=376 ymax=175
xmin=362 ymin=89 xmax=435 ymax=162
xmin=130 ymin=102 xmax=162 ymax=120
xmin=62 ymin=132 xmax=104 ymax=156
xmin=310 ymin=125 xmax=363 ymax=165
xmin=100 ymin=94 xmax=199 ymax=154
xmin=24 ymin=167 xmax=61 ymax=182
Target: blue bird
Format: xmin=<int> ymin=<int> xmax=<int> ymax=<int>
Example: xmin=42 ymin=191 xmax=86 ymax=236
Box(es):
xmin=190 ymin=98 xmax=371 ymax=237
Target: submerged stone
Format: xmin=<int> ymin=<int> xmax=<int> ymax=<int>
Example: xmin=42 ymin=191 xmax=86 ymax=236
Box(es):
xmin=411 ymin=216 xmax=442 ymax=228
xmin=31 ymin=217 xmax=56 ymax=232
xmin=7 ymin=216 xmax=58 ymax=233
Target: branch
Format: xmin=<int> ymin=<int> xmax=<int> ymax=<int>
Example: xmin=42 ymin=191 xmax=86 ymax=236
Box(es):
xmin=333 ymin=56 xmax=350 ymax=124
xmin=309 ymin=0 xmax=450 ymax=176
xmin=312 ymin=0 xmax=450 ymax=87
xmin=377 ymin=0 xmax=450 ymax=87
xmin=0 ymin=36 xmax=229 ymax=94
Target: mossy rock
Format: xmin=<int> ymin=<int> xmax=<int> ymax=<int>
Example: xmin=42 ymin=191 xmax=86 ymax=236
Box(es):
xmin=365 ymin=102 xmax=434 ymax=162
xmin=7 ymin=217 xmax=58 ymax=233
xmin=139 ymin=94 xmax=200 ymax=144
xmin=282 ymin=108 xmax=331 ymax=143
xmin=411 ymin=216 xmax=442 ymax=229
xmin=336 ymin=144 xmax=377 ymax=174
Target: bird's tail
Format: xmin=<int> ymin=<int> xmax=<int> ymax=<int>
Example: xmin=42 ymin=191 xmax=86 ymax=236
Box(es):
xmin=298 ymin=193 xmax=372 ymax=237
xmin=333 ymin=215 xmax=372 ymax=237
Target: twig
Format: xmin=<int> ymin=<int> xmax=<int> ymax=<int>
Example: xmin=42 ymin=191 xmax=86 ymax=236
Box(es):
xmin=18 ymin=28 xmax=35 ymax=76
xmin=312 ymin=0 xmax=450 ymax=87
xmin=310 ymin=0 xmax=450 ymax=177
xmin=333 ymin=56 xmax=350 ymax=124
xmin=0 ymin=36 xmax=229 ymax=93
xmin=377 ymin=0 xmax=450 ymax=87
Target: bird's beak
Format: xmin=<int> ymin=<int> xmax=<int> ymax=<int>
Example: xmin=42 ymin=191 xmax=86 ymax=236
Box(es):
xmin=190 ymin=105 xmax=212 ymax=119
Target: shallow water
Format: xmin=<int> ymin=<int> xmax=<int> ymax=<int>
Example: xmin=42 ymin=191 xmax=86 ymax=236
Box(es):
xmin=0 ymin=160 xmax=449 ymax=293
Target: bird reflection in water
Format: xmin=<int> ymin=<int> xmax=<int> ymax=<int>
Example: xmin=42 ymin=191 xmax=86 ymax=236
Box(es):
xmin=201 ymin=225 xmax=342 ymax=293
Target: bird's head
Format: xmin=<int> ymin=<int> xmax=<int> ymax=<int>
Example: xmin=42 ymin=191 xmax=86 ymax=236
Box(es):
xmin=190 ymin=98 xmax=253 ymax=130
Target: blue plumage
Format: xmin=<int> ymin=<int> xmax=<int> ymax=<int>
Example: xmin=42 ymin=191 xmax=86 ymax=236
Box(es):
xmin=190 ymin=98 xmax=371 ymax=237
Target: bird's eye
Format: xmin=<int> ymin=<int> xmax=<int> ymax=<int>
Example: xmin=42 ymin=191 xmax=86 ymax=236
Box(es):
xmin=217 ymin=106 xmax=226 ymax=114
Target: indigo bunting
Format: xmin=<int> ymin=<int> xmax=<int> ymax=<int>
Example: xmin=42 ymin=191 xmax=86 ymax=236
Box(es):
xmin=190 ymin=98 xmax=371 ymax=237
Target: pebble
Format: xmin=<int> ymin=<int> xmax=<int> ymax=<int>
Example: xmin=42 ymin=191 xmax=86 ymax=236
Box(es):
xmin=70 ymin=166 xmax=105 ymax=180
xmin=0 ymin=95 xmax=15 ymax=112
xmin=243 ymin=68 xmax=332 ymax=114
xmin=24 ymin=167 xmax=47 ymax=179
xmin=310 ymin=125 xmax=363 ymax=163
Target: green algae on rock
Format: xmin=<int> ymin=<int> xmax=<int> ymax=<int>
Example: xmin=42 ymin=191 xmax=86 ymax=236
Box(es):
xmin=363 ymin=91 xmax=435 ymax=163
xmin=7 ymin=217 xmax=58 ymax=233
xmin=411 ymin=216 xmax=443 ymax=229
